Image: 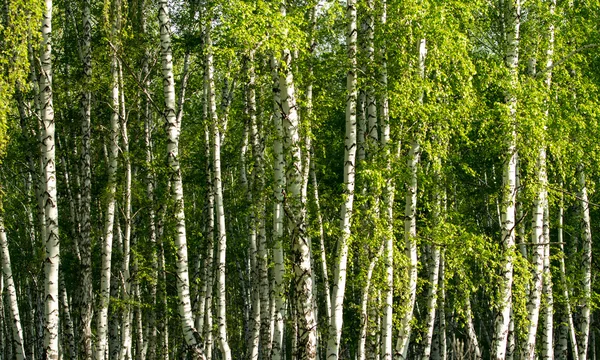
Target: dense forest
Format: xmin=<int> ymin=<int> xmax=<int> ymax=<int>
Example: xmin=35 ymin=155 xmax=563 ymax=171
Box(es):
xmin=1 ymin=0 xmax=600 ymax=359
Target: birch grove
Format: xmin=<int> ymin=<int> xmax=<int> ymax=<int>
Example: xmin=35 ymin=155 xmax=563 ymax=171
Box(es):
xmin=1 ymin=0 xmax=600 ymax=359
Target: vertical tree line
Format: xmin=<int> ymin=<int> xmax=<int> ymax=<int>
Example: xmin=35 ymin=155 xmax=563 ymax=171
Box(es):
xmin=1 ymin=0 xmax=600 ymax=359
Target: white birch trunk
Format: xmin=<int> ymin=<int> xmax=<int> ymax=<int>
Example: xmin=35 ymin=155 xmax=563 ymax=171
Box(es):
xmin=365 ymin=0 xmax=377 ymax=155
xmin=540 ymin=203 xmax=553 ymax=360
xmin=278 ymin=9 xmax=317 ymax=356
xmin=557 ymin=185 xmax=579 ymax=359
xmin=466 ymin=298 xmax=482 ymax=360
xmin=491 ymin=1 xmax=520 ymax=358
xmin=358 ymin=245 xmax=383 ymax=360
xmin=421 ymin=244 xmax=441 ymax=360
xmin=109 ymin=212 xmax=123 ymax=360
xmin=540 ymin=5 xmax=555 ymax=358
xmin=524 ymin=145 xmax=546 ymax=360
xmin=326 ymin=0 xmax=357 ymax=357
xmin=243 ymin=94 xmax=260 ymax=360
xmin=311 ymin=168 xmax=331 ymax=323
xmin=120 ymin=101 xmax=133 ymax=360
xmin=270 ymin=54 xmax=286 ymax=360
xmin=379 ymin=1 xmax=393 ymax=358
xmin=158 ymin=1 xmax=203 ymax=357
xmin=97 ymin=2 xmax=120 ymax=356
xmin=578 ymin=165 xmax=592 ymax=360
xmin=438 ymin=251 xmax=447 ymax=360
xmin=0 ymin=214 xmax=26 ymax=360
xmin=40 ymin=0 xmax=60 ymax=357
xmin=250 ymin=60 xmax=271 ymax=359
xmin=506 ymin=314 xmax=515 ymax=360
xmin=203 ymin=123 xmax=215 ymax=360
xmin=0 ymin=275 xmax=4 ymax=360
xmin=59 ymin=275 xmax=76 ymax=360
xmin=205 ymin=22 xmax=232 ymax=360
xmin=396 ymin=40 xmax=426 ymax=360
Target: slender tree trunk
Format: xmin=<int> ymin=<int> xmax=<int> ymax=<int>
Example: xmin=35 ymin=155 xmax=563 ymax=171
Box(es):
xmin=396 ymin=40 xmax=426 ymax=360
xmin=205 ymin=21 xmax=232 ymax=360
xmin=438 ymin=251 xmax=447 ymax=360
xmin=245 ymin=107 xmax=260 ymax=360
xmin=120 ymin=98 xmax=133 ymax=360
xmin=158 ymin=1 xmax=203 ymax=357
xmin=0 ymin=275 xmax=4 ymax=360
xmin=277 ymin=6 xmax=317 ymax=357
xmin=249 ymin=57 xmax=271 ymax=360
xmin=491 ymin=1 xmax=520 ymax=358
xmin=270 ymin=53 xmax=286 ymax=360
xmin=507 ymin=314 xmax=515 ymax=360
xmin=241 ymin=80 xmax=260 ymax=360
xmin=466 ymin=298 xmax=482 ymax=360
xmin=422 ymin=245 xmax=441 ymax=360
xmin=60 ymin=275 xmax=76 ymax=360
xmin=110 ymin=212 xmax=123 ymax=360
xmin=157 ymin=201 xmax=169 ymax=360
xmin=540 ymin=203 xmax=553 ymax=360
xmin=311 ymin=167 xmax=331 ymax=322
xmin=0 ymin=214 xmax=26 ymax=360
xmin=203 ymin=121 xmax=215 ymax=360
xmin=97 ymin=1 xmax=120 ymax=356
xmin=358 ymin=245 xmax=383 ymax=360
xmin=524 ymin=144 xmax=546 ymax=360
xmin=540 ymin=5 xmax=555 ymax=358
xmin=40 ymin=0 xmax=60 ymax=357
xmin=557 ymin=184 xmax=579 ymax=359
xmin=380 ymin=0 xmax=393 ymax=356
xmin=577 ymin=165 xmax=592 ymax=360
xmin=326 ymin=0 xmax=357 ymax=358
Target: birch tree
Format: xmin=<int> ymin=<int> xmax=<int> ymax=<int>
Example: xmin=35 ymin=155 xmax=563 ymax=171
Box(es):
xmin=396 ymin=38 xmax=426 ymax=360
xmin=491 ymin=1 xmax=520 ymax=358
xmin=205 ymin=18 xmax=232 ymax=360
xmin=79 ymin=0 xmax=93 ymax=356
xmin=158 ymin=0 xmax=203 ymax=357
xmin=0 ymin=212 xmax=26 ymax=360
xmin=96 ymin=1 xmax=121 ymax=357
xmin=39 ymin=0 xmax=60 ymax=357
xmin=327 ymin=0 xmax=357 ymax=357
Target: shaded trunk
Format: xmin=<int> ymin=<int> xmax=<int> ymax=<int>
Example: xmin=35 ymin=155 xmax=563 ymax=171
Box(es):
xmin=577 ymin=166 xmax=592 ymax=360
xmin=0 ymin=214 xmax=26 ymax=360
xmin=205 ymin=21 xmax=232 ymax=360
xmin=326 ymin=0 xmax=357 ymax=357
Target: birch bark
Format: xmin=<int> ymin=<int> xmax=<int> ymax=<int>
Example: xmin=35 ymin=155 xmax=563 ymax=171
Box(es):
xmin=96 ymin=1 xmax=120 ymax=356
xmin=270 ymin=54 xmax=286 ymax=360
xmin=278 ymin=10 xmax=317 ymax=357
xmin=120 ymin=100 xmax=133 ymax=360
xmin=577 ymin=166 xmax=592 ymax=360
xmin=0 ymin=214 xmax=26 ymax=360
xmin=203 ymin=123 xmax=215 ymax=360
xmin=379 ymin=1 xmax=393 ymax=358
xmin=540 ymin=203 xmax=553 ymax=360
xmin=205 ymin=20 xmax=232 ymax=360
xmin=358 ymin=245 xmax=383 ymax=360
xmin=524 ymin=143 xmax=546 ymax=360
xmin=396 ymin=39 xmax=426 ymax=360
xmin=158 ymin=1 xmax=203 ymax=357
xmin=557 ymin=185 xmax=579 ymax=359
xmin=326 ymin=0 xmax=357 ymax=357
xmin=40 ymin=0 xmax=60 ymax=357
xmin=540 ymin=5 xmax=555 ymax=357
xmin=60 ymin=275 xmax=76 ymax=360
xmin=491 ymin=1 xmax=520 ymax=358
